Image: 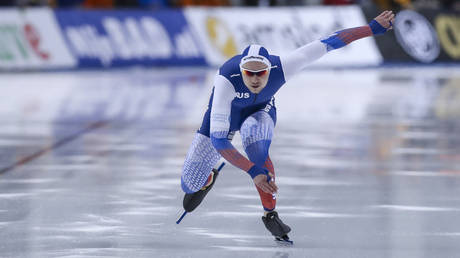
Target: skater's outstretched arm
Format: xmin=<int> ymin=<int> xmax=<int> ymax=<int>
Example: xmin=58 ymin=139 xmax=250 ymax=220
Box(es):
xmin=281 ymin=10 xmax=395 ymax=81
xmin=209 ymin=73 xmax=278 ymax=194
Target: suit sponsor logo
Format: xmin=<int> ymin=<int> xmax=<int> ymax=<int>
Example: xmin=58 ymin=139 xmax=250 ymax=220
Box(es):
xmin=236 ymin=92 xmax=250 ymax=99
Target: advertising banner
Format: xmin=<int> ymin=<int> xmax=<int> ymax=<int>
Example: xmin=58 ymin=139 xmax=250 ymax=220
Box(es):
xmin=363 ymin=7 xmax=460 ymax=63
xmin=184 ymin=6 xmax=383 ymax=67
xmin=0 ymin=8 xmax=76 ymax=70
xmin=54 ymin=9 xmax=207 ymax=68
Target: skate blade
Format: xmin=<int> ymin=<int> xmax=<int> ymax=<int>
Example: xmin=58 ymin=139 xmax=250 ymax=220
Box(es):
xmin=275 ymin=236 xmax=293 ymax=245
xmin=176 ymin=210 xmax=188 ymax=224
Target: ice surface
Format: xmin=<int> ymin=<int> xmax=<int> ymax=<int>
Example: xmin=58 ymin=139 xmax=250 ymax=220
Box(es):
xmin=0 ymin=66 xmax=460 ymax=258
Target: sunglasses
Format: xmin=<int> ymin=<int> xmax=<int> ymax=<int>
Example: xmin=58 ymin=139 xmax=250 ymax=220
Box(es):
xmin=240 ymin=68 xmax=270 ymax=77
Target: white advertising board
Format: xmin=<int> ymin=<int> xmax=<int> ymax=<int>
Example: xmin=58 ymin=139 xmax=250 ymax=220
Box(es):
xmin=184 ymin=6 xmax=383 ymax=67
xmin=0 ymin=8 xmax=76 ymax=70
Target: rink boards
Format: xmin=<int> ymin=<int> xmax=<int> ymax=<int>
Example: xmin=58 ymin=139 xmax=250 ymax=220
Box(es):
xmin=1 ymin=7 xmax=458 ymax=71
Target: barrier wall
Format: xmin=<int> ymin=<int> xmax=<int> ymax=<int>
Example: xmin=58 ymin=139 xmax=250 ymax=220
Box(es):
xmin=0 ymin=6 xmax=458 ymax=71
xmin=54 ymin=9 xmax=207 ymax=68
xmin=184 ymin=6 xmax=382 ymax=67
xmin=0 ymin=8 xmax=76 ymax=70
xmin=363 ymin=7 xmax=460 ymax=64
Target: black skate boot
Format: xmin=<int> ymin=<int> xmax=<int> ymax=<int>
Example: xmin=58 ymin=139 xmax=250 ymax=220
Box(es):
xmin=182 ymin=168 xmax=220 ymax=212
xmin=262 ymin=211 xmax=293 ymax=244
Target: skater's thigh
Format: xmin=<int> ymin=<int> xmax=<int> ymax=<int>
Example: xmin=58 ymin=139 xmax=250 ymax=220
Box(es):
xmin=181 ymin=133 xmax=221 ymax=193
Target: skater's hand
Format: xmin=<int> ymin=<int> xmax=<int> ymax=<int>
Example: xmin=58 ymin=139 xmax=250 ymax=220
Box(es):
xmin=253 ymin=173 xmax=278 ymax=194
xmin=374 ymin=10 xmax=395 ymax=30
xmin=248 ymin=165 xmax=277 ymax=194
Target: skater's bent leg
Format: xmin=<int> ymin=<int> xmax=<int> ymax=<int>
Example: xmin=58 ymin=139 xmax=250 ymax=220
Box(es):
xmin=240 ymin=111 xmax=276 ymax=211
xmin=241 ymin=112 xmax=274 ymax=168
xmin=181 ymin=133 xmax=221 ymax=194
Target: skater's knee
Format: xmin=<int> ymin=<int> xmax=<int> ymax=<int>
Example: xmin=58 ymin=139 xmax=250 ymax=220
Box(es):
xmin=245 ymin=140 xmax=271 ymax=167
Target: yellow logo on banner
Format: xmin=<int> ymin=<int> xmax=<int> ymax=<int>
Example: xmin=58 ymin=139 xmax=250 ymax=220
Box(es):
xmin=205 ymin=17 xmax=237 ymax=58
xmin=436 ymin=15 xmax=460 ymax=59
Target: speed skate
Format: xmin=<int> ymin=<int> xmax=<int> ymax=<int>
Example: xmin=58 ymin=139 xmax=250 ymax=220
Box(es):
xmin=262 ymin=211 xmax=293 ymax=245
xmin=176 ymin=162 xmax=225 ymax=224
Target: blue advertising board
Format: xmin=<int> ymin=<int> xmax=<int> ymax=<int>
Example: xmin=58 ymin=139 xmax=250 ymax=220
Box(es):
xmin=54 ymin=9 xmax=207 ymax=68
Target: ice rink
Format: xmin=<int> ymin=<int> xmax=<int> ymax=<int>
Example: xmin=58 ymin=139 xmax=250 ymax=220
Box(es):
xmin=1 ymin=66 xmax=460 ymax=258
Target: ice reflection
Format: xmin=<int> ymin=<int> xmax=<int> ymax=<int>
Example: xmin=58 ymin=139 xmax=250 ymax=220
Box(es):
xmin=0 ymin=66 xmax=459 ymax=258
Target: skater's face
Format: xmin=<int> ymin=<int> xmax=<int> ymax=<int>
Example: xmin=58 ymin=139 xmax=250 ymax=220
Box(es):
xmin=240 ymin=61 xmax=270 ymax=94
